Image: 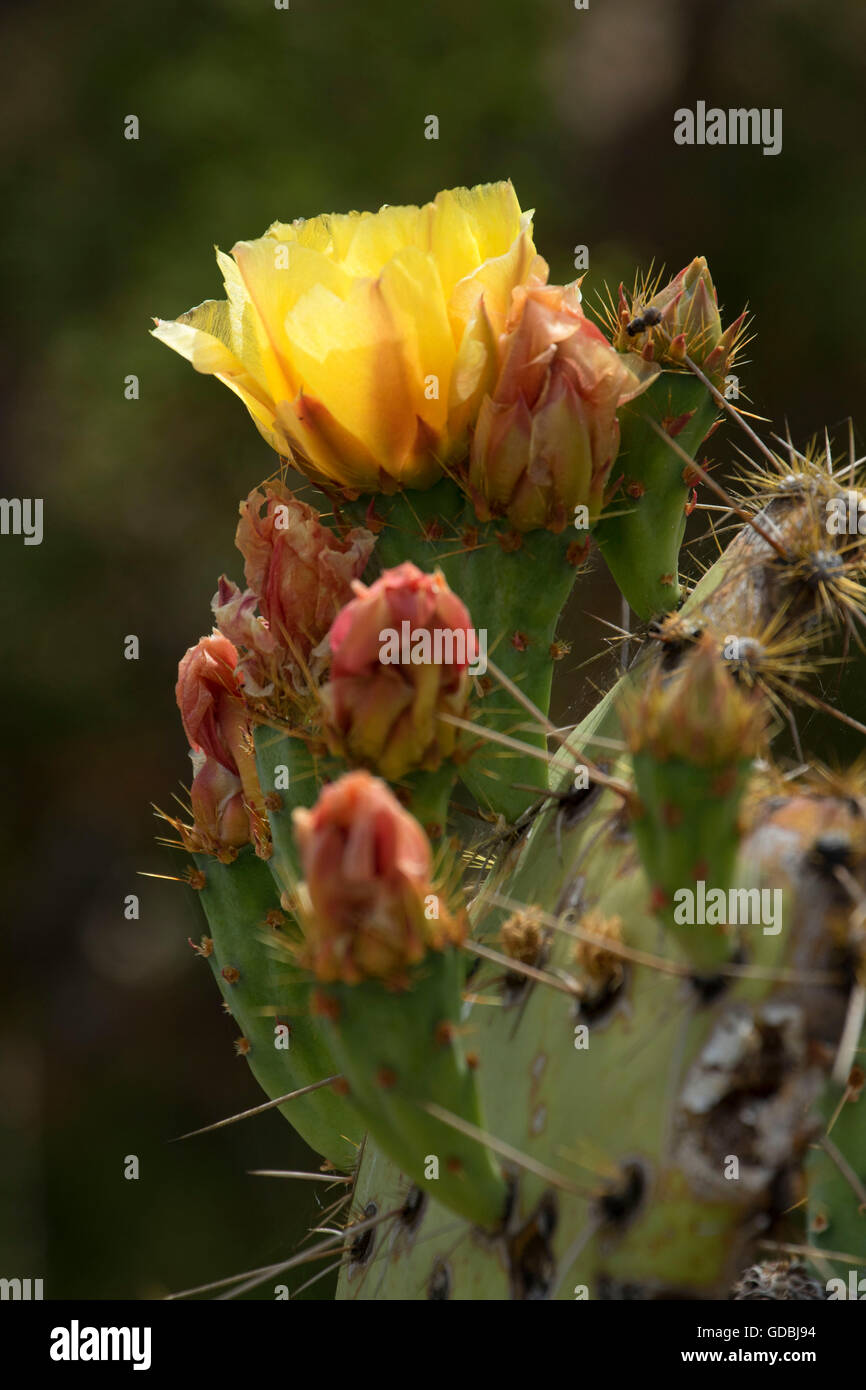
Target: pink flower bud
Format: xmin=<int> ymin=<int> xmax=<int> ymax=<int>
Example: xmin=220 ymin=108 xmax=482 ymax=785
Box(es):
xmin=469 ymin=284 xmax=657 ymax=531
xmin=293 ymin=770 xmax=461 ymax=984
xmin=189 ymin=752 xmax=251 ymax=854
xmin=321 ymin=562 xmax=474 ymax=781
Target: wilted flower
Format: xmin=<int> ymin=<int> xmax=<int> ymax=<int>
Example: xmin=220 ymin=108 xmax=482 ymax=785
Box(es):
xmin=153 ymin=182 xmax=547 ymax=494
xmin=468 ymin=282 xmax=658 ymax=532
xmin=175 ymin=632 xmax=267 ymax=846
xmin=213 ymin=482 xmax=375 ymax=696
xmin=210 ymin=579 xmax=279 ymax=698
xmin=321 ymin=562 xmax=474 ymax=781
xmin=293 ymin=770 xmax=462 ymax=984
xmin=176 ymin=632 xmax=247 ymax=771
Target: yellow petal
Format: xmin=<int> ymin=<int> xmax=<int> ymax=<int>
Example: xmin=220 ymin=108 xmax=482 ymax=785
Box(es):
xmin=338 ymin=205 xmax=426 ymax=278
xmin=449 ymin=222 xmax=547 ymax=344
xmin=275 ymin=393 xmax=384 ymax=490
xmin=265 ymin=214 xmax=336 ymax=252
xmin=267 ymin=204 xmax=424 ymax=278
xmin=448 ymin=295 xmax=499 ymax=443
xmin=281 ymin=274 xmax=419 ymax=473
xmin=215 ymin=249 xmax=273 ymax=396
xmin=151 ymin=305 xmax=278 ymax=439
xmin=439 ymin=181 xmax=524 ymax=264
xmin=427 ymin=189 xmax=482 ymax=301
xmin=377 ymin=247 xmax=453 ymax=438
xmin=230 ymin=238 xmax=352 ymax=405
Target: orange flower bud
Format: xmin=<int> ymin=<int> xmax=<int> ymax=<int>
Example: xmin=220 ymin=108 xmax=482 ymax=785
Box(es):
xmin=469 ymin=284 xmax=657 ymax=532
xmin=293 ymin=770 xmax=461 ymax=984
xmin=321 ymin=562 xmax=475 ymax=781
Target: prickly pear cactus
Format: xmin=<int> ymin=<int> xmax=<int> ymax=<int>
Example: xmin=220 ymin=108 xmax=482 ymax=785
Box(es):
xmin=154 ymin=182 xmax=865 ymax=1300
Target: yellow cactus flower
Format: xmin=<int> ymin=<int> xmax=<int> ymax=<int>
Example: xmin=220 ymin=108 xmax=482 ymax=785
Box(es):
xmin=153 ymin=182 xmax=547 ymax=494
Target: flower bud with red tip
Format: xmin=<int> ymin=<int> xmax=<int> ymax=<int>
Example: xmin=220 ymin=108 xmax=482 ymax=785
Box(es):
xmin=293 ymin=770 xmax=462 ymax=985
xmin=321 ymin=562 xmax=475 ymax=781
xmin=189 ymin=752 xmax=251 ymax=856
xmin=612 ymin=257 xmax=745 ymax=385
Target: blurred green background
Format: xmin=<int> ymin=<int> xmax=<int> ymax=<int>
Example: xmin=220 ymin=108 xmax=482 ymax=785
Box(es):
xmin=2 ymin=0 xmax=865 ymax=1300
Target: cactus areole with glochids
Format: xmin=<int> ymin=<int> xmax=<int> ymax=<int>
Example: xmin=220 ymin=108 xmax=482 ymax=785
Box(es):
xmin=154 ymin=182 xmax=866 ymax=1300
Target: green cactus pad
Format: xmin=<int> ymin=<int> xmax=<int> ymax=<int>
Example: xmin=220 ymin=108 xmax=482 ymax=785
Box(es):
xmin=253 ymin=724 xmax=344 ymax=898
xmin=628 ymin=753 xmax=754 ymax=971
xmin=315 ymin=946 xmax=510 ymax=1230
xmin=194 ymin=847 xmax=363 ymax=1171
xmin=806 ymin=1037 xmax=866 ymax=1278
xmin=592 ymin=372 xmax=718 ymax=618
